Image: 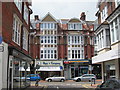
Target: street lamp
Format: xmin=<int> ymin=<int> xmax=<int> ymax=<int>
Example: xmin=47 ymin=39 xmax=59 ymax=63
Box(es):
xmin=36 ymin=64 xmax=40 ymax=74
xmin=24 ymin=62 xmax=28 ymax=87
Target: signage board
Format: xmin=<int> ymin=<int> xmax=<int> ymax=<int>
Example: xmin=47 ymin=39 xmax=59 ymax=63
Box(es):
xmin=0 ymin=46 xmax=3 ymax=52
xmin=37 ymin=61 xmax=63 ymax=66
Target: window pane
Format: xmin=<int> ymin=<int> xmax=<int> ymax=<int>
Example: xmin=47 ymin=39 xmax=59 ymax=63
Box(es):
xmin=75 ymin=50 xmax=77 ymax=58
xmin=72 ymin=50 xmax=74 ymax=58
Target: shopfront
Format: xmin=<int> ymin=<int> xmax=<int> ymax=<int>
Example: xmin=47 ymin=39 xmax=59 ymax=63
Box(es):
xmin=36 ymin=60 xmax=64 ymax=80
xmin=92 ymin=48 xmax=120 ymax=81
xmin=64 ymin=59 xmax=89 ymax=79
xmin=8 ymin=47 xmax=32 ymax=89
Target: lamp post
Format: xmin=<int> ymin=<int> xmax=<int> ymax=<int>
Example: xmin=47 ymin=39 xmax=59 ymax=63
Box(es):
xmin=36 ymin=64 xmax=40 ymax=74
xmin=24 ymin=62 xmax=28 ymax=87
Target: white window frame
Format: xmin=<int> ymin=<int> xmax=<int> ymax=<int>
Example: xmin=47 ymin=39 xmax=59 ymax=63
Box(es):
xmin=40 ymin=36 xmax=57 ymax=44
xmin=68 ymin=23 xmax=82 ymax=30
xmin=40 ymin=23 xmax=57 ymax=30
xmin=68 ymin=49 xmax=84 ymax=60
xmin=24 ymin=3 xmax=29 ymax=24
xmin=68 ymin=35 xmax=83 ymax=45
xmin=12 ymin=14 xmax=22 ymax=45
xmin=110 ymin=17 xmax=120 ymax=44
xmin=14 ymin=0 xmax=22 ymax=13
xmin=40 ymin=49 xmax=57 ymax=60
xmin=101 ymin=6 xmax=108 ymax=23
xmin=22 ymin=27 xmax=28 ymax=51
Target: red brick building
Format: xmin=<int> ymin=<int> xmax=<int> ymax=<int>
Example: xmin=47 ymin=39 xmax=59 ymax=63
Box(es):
xmin=0 ymin=1 xmax=32 ymax=89
xmin=31 ymin=12 xmax=95 ymax=80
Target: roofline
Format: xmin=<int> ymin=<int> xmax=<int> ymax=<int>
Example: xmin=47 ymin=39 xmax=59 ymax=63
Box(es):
xmin=68 ymin=17 xmax=81 ymax=22
xmin=106 ymin=5 xmax=120 ymax=21
xmin=41 ymin=12 xmax=58 ymax=22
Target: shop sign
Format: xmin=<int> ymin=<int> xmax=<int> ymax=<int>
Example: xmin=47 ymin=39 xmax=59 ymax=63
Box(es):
xmin=0 ymin=46 xmax=4 ymax=52
xmin=37 ymin=61 xmax=63 ymax=66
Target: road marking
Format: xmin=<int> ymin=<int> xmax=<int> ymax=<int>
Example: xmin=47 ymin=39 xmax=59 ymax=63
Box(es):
xmin=66 ymin=84 xmax=71 ymax=85
xmin=82 ymin=85 xmax=88 ymax=88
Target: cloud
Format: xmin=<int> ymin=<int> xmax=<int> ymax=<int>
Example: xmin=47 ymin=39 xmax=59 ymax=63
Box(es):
xmin=31 ymin=1 xmax=97 ymax=21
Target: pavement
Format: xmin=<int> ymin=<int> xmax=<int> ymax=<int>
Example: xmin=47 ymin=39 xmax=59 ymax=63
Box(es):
xmin=30 ymin=79 xmax=102 ymax=89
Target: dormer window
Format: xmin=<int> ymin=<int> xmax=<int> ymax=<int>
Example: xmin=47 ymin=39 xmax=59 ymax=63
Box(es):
xmin=68 ymin=23 xmax=82 ymax=30
xmin=40 ymin=23 xmax=57 ymax=30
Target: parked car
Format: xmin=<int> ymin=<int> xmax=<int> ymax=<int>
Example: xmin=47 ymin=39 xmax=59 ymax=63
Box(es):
xmin=45 ymin=75 xmax=65 ymax=82
xmin=13 ymin=77 xmax=30 ymax=82
xmin=27 ymin=74 xmax=41 ymax=81
xmin=73 ymin=74 xmax=96 ymax=82
xmin=95 ymin=79 xmax=120 ymax=90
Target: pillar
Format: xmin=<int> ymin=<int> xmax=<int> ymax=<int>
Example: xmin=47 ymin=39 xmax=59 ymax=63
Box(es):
xmin=101 ymin=62 xmax=104 ymax=83
xmin=115 ymin=59 xmax=120 ymax=79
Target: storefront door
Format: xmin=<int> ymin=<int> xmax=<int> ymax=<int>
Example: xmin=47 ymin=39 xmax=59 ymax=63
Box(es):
xmin=75 ymin=68 xmax=79 ymax=77
xmin=8 ymin=56 xmax=13 ymax=90
xmin=9 ymin=68 xmax=13 ymax=90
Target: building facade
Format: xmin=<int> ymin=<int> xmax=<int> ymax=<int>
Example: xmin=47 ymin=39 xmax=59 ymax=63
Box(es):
xmin=0 ymin=1 xmax=33 ymax=89
xmin=92 ymin=0 xmax=120 ymax=82
xmin=31 ymin=12 xmax=95 ymax=80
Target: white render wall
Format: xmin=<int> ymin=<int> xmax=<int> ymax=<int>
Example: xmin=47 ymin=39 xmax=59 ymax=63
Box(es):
xmin=0 ymin=42 xmax=8 ymax=89
xmin=0 ymin=44 xmax=3 ymax=90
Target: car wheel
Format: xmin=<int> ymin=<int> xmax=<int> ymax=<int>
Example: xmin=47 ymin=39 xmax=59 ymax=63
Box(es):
xmin=48 ymin=79 xmax=52 ymax=82
xmin=77 ymin=78 xmax=81 ymax=82
xmin=60 ymin=79 xmax=65 ymax=82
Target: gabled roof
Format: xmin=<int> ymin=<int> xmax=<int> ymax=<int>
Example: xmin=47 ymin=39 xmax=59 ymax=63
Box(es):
xmin=68 ymin=18 xmax=81 ymax=23
xmin=41 ymin=12 xmax=58 ymax=22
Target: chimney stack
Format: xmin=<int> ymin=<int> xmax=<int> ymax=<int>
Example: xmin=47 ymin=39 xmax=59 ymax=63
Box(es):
xmin=80 ymin=12 xmax=86 ymax=21
xmin=34 ymin=15 xmax=39 ymax=20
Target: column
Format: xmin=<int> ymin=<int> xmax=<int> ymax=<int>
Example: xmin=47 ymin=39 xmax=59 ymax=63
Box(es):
xmin=101 ymin=62 xmax=104 ymax=82
xmin=115 ymin=59 xmax=120 ymax=79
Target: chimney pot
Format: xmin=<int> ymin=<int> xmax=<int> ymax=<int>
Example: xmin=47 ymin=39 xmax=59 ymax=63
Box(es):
xmin=34 ymin=15 xmax=39 ymax=20
xmin=80 ymin=12 xmax=86 ymax=21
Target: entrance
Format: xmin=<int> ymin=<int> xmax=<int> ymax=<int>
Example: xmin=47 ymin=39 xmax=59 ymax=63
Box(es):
xmin=8 ymin=56 xmax=13 ymax=90
xmin=9 ymin=68 xmax=13 ymax=90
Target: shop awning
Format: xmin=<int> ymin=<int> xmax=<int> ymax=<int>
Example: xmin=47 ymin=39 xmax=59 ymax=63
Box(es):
xmin=64 ymin=59 xmax=89 ymax=64
xmin=69 ymin=59 xmax=89 ymax=63
xmin=19 ymin=67 xmax=30 ymax=71
xmin=36 ymin=66 xmax=63 ymax=71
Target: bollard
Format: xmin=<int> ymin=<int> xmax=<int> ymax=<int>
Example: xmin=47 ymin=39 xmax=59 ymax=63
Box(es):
xmin=94 ymin=79 xmax=95 ymax=84
xmin=91 ymin=78 xmax=92 ymax=86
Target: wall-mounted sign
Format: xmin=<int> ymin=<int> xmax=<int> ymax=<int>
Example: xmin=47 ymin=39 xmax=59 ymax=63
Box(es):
xmin=0 ymin=46 xmax=4 ymax=52
xmin=37 ymin=61 xmax=63 ymax=66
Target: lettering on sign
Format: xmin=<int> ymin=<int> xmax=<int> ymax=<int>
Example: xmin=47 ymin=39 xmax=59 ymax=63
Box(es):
xmin=0 ymin=46 xmax=4 ymax=52
xmin=38 ymin=61 xmax=63 ymax=66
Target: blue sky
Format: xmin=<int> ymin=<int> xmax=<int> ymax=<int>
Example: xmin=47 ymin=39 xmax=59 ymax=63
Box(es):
xmin=30 ymin=0 xmax=98 ymax=21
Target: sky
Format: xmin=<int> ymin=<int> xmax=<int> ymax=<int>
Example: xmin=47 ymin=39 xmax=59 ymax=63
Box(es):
xmin=30 ymin=0 xmax=98 ymax=21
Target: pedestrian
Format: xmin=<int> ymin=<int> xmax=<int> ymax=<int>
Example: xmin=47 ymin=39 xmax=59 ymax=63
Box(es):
xmin=35 ymin=79 xmax=39 ymax=87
